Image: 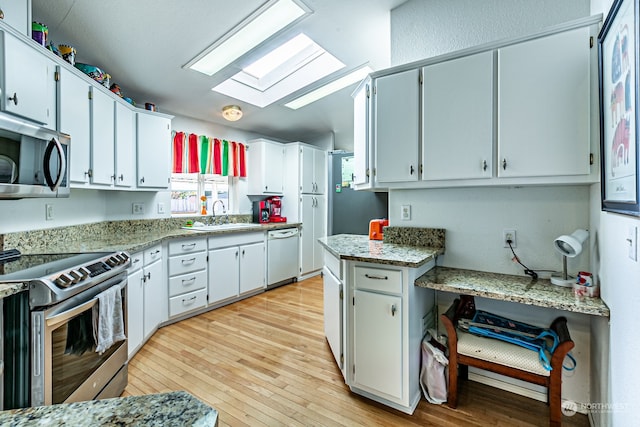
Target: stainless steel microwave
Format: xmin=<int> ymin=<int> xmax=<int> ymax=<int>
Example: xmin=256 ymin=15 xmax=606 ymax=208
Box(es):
xmin=0 ymin=113 xmax=69 ymax=199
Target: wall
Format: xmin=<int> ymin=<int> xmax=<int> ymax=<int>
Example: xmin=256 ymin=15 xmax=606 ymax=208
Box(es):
xmin=590 ymin=0 xmax=640 ymax=425
xmin=389 ymin=0 xmax=596 ymax=412
xmin=390 ymin=0 xmax=590 ymax=65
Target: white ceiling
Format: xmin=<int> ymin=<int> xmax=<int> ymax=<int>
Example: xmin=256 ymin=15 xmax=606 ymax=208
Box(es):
xmin=31 ymin=0 xmax=407 ymax=150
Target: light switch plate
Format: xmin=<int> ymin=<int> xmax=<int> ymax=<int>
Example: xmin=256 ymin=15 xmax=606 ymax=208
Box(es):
xmin=157 ymin=202 xmax=165 ymax=214
xmin=45 ymin=204 xmax=54 ymax=221
xmin=629 ymin=226 xmax=638 ymax=262
xmin=401 ymin=205 xmax=411 ymax=220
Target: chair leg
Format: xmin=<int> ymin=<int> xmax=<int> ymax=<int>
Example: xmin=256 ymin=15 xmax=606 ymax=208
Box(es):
xmin=447 ymin=362 xmax=459 ymax=408
xmin=548 ymin=370 xmax=562 ymax=427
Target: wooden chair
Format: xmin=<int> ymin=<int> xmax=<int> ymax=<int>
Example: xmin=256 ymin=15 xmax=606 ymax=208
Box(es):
xmin=440 ymin=296 xmax=574 ymax=427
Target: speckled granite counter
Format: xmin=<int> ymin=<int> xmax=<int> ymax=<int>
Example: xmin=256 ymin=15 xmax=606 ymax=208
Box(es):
xmin=416 ymin=266 xmax=610 ymax=317
xmin=2 ymin=218 xmax=300 ymax=255
xmin=0 ymin=391 xmax=218 ymax=426
xmin=0 ymin=282 xmax=28 ymax=299
xmin=318 ymin=234 xmax=444 ymax=267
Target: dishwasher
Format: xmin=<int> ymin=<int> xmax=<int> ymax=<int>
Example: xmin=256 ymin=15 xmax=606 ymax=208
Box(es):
xmin=267 ymin=228 xmax=300 ymax=288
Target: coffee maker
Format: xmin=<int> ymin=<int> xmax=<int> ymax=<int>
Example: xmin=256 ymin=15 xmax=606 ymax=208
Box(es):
xmin=267 ymin=196 xmax=287 ymax=223
xmin=252 ymin=200 xmax=271 ymax=223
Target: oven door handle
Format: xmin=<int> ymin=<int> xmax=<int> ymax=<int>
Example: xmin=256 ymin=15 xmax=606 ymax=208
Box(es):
xmin=46 ymin=298 xmax=98 ymax=328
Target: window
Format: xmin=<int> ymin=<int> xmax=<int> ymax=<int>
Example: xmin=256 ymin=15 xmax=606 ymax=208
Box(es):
xmin=170 ymin=174 xmax=230 ymax=215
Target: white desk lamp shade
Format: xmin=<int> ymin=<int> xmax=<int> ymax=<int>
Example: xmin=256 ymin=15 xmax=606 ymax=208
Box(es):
xmin=551 ymin=229 xmax=589 ymax=287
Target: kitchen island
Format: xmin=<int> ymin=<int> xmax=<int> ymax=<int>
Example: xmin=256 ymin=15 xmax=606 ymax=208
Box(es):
xmin=0 ymin=391 xmax=218 ymax=426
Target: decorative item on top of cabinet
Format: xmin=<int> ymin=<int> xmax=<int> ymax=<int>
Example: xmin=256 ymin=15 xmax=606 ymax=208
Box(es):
xmin=246 ymin=138 xmax=285 ymax=195
xmin=136 ymin=110 xmax=173 ymax=189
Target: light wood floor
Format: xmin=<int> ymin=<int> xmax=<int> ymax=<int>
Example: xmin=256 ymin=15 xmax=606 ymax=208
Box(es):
xmin=123 ymin=276 xmax=589 ymax=427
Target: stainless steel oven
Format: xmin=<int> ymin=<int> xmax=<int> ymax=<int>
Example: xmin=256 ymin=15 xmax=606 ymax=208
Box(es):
xmin=1 ymin=251 xmax=130 ymax=409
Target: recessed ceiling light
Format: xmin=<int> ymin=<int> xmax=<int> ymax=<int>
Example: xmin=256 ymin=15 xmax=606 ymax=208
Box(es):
xmin=285 ymin=65 xmax=373 ymax=110
xmin=185 ymin=0 xmax=311 ymax=76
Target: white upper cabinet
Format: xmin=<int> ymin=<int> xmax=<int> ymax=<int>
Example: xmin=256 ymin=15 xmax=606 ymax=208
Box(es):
xmin=58 ymin=68 xmax=91 ymax=184
xmin=352 ymin=80 xmax=371 ymax=187
xmin=374 ymin=69 xmax=420 ymax=183
xmin=1 ymin=1 xmax=30 ymax=36
xmin=247 ymin=139 xmax=285 ymax=195
xmin=422 ymin=51 xmax=494 ymax=181
xmin=90 ymin=87 xmax=116 ymax=186
xmin=497 ymin=26 xmax=592 ymax=178
xmin=137 ymin=111 xmax=172 ymax=189
xmin=300 ymin=145 xmax=326 ymax=194
xmin=0 ymin=30 xmax=52 ymax=125
xmin=114 ymin=102 xmax=135 ymax=187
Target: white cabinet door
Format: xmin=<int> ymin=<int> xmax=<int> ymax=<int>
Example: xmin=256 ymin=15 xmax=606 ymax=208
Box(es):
xmin=300 ymin=146 xmax=326 ymax=194
xmin=323 ymin=266 xmax=343 ymax=370
xmin=374 ymin=69 xmax=420 ymax=183
xmin=90 ymin=88 xmax=115 ymax=185
xmin=422 ymin=51 xmax=494 ymax=180
xmin=1 ymin=31 xmax=50 ymax=124
xmin=264 ymin=142 xmax=284 ymax=194
xmin=208 ymin=246 xmax=239 ymax=303
xmin=353 ymin=81 xmax=370 ymax=186
xmin=239 ymin=242 xmax=265 ymax=294
xmin=127 ymin=267 xmax=144 ymax=359
xmin=353 ymin=290 xmax=403 ymax=400
xmin=115 ymin=102 xmax=135 ymax=187
xmin=137 ymin=112 xmax=171 ymax=188
xmin=1 ymin=2 xmax=30 ymax=36
xmin=313 ymin=195 xmax=326 ymax=271
xmin=300 ymin=195 xmax=315 ymax=275
xmin=498 ymin=26 xmax=591 ymax=178
xmin=313 ymin=149 xmax=326 ymax=194
xmin=58 ymin=68 xmax=91 ymax=183
xmin=247 ymin=139 xmax=285 ymax=195
xmin=143 ymin=258 xmax=166 ymax=339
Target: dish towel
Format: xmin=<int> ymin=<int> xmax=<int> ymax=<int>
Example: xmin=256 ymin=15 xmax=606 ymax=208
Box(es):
xmin=92 ymin=285 xmax=126 ymax=355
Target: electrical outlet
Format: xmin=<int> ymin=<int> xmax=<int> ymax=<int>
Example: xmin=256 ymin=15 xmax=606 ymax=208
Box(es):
xmin=157 ymin=202 xmax=165 ymax=214
xmin=401 ymin=205 xmax=411 ymax=220
xmin=45 ymin=204 xmax=54 ymax=221
xmin=503 ymin=229 xmax=517 ymax=248
xmin=132 ymin=202 xmax=145 ymax=215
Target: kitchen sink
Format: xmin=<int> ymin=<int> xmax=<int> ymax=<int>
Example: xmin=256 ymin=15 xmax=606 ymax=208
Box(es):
xmin=183 ymin=223 xmax=263 ymax=232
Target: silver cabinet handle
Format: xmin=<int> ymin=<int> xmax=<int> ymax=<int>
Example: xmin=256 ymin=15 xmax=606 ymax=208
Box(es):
xmin=391 ymin=305 xmax=397 ymax=316
xmin=482 ymin=160 xmax=488 ymax=171
xmin=8 ymin=92 xmax=18 ymax=105
xmin=119 ymin=174 xmax=124 ymax=181
xmin=140 ymin=177 xmax=145 ymax=183
xmin=364 ymin=273 xmax=388 ymax=280
xmin=182 ymin=276 xmax=196 ymax=285
xmin=410 ymin=165 xmax=415 ymax=175
xmin=181 ymin=258 xmax=196 ymax=264
xmin=181 ymin=243 xmax=196 ymax=250
xmin=182 ymin=296 xmax=197 ymax=305
xmin=502 ymin=159 xmax=507 ymax=170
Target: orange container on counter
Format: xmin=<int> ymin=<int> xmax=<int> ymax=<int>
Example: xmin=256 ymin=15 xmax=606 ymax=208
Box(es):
xmin=369 ymin=219 xmax=389 ymax=240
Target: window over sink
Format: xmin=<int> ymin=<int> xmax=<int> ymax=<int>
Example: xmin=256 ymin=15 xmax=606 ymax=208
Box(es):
xmin=170 ymin=174 xmax=230 ymax=215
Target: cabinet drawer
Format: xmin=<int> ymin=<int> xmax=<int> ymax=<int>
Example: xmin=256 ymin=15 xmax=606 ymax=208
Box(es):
xmin=128 ymin=251 xmax=143 ymax=273
xmin=143 ymin=244 xmax=162 ymax=265
xmin=208 ymin=232 xmax=264 ymax=249
xmin=354 ymin=266 xmax=402 ymax=294
xmin=168 ymin=269 xmax=207 ymax=297
xmin=169 ymin=288 xmax=207 ymax=317
xmin=168 ymin=252 xmax=207 ymax=276
xmin=169 ymin=238 xmax=207 ymax=255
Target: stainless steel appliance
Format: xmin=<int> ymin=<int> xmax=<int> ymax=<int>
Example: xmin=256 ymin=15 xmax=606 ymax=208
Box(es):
xmin=0 ymin=113 xmax=70 ymax=199
xmin=1 ymin=250 xmax=130 ymax=409
xmin=266 ymin=228 xmax=299 ymax=288
xmin=327 ymin=152 xmax=387 ymax=235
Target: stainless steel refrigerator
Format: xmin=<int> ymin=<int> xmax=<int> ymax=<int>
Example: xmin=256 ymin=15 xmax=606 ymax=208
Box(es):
xmin=327 ymin=152 xmax=388 ymax=235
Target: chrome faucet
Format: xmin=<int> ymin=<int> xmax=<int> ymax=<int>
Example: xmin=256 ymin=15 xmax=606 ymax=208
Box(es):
xmin=210 ymin=199 xmax=226 ymax=225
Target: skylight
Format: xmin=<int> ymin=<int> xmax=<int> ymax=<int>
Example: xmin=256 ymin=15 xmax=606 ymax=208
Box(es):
xmin=212 ymin=33 xmax=345 ymax=108
xmin=185 ymin=0 xmax=310 ymax=77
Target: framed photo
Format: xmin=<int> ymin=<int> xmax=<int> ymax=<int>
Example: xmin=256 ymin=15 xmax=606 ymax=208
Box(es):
xmin=598 ymin=0 xmax=640 ymax=216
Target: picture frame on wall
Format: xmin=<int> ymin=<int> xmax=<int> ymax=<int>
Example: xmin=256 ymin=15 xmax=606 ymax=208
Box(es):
xmin=598 ymin=0 xmax=640 ymax=216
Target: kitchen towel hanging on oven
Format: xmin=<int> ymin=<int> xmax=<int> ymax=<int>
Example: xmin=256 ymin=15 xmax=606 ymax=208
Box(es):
xmin=93 ymin=285 xmax=126 ymax=354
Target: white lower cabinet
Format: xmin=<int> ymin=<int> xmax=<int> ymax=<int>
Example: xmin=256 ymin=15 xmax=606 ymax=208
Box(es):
xmin=208 ymin=233 xmax=266 ymax=306
xmin=126 ymin=252 xmax=144 ymax=359
xmin=142 ymin=244 xmax=167 ymax=340
xmin=344 ymin=261 xmax=435 ymax=415
xmin=168 ymin=237 xmax=208 ymax=318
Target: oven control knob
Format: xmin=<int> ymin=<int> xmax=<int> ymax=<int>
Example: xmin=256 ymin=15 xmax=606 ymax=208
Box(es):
xmin=78 ymin=267 xmax=91 ymax=278
xmin=114 ymin=254 xmax=125 ymax=264
xmin=106 ymin=257 xmax=118 ymax=267
xmin=69 ymin=270 xmax=82 ymax=282
xmin=55 ymin=273 xmax=74 ymax=288
xmin=120 ymin=252 xmax=129 ymax=263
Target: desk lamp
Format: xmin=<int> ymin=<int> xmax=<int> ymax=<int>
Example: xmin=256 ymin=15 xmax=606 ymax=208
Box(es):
xmin=550 ymin=229 xmax=589 ymax=287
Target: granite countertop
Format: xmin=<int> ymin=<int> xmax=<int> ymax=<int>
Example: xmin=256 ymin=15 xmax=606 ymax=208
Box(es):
xmin=0 ymin=391 xmax=218 ymax=426
xmin=416 ymin=266 xmax=610 ymax=317
xmin=318 ymin=234 xmax=444 ymax=267
xmin=0 ymin=282 xmax=28 ymax=299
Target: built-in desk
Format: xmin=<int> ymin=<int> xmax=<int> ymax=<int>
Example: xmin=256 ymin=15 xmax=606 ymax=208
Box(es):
xmin=415 ymin=266 xmax=609 ymax=317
